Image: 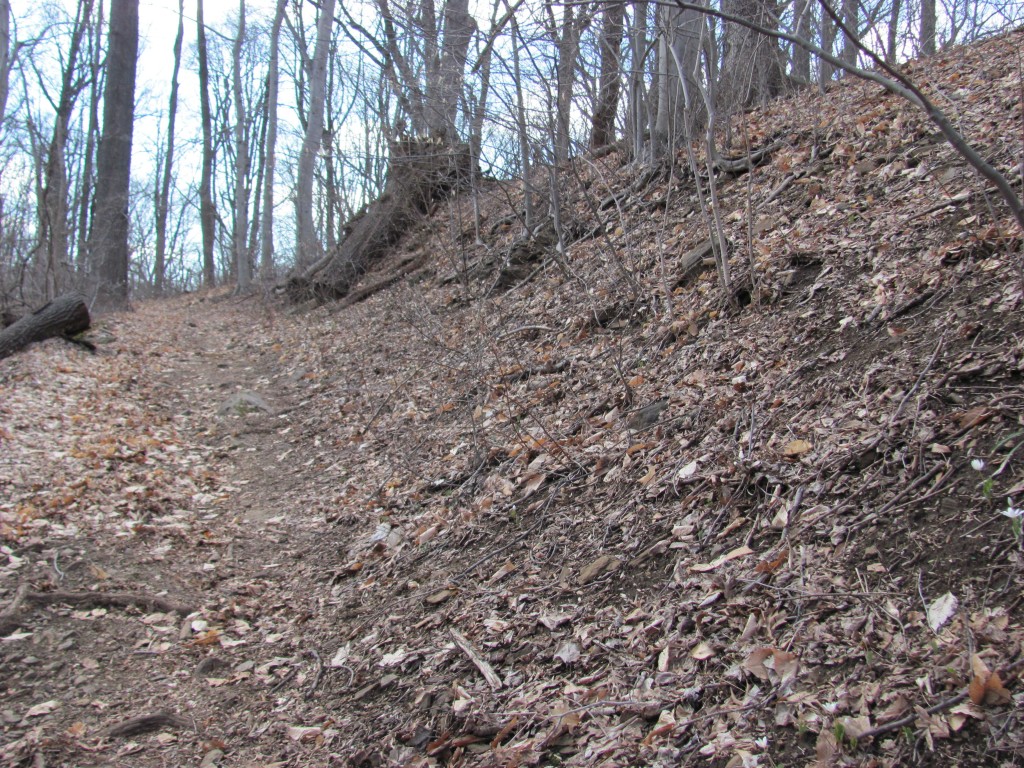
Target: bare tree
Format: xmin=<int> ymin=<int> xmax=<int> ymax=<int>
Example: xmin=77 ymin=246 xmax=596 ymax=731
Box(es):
xmin=37 ymin=0 xmax=95 ymax=298
xmin=295 ymin=0 xmax=334 ymax=267
xmin=0 ymin=0 xmax=11 ymax=128
xmin=90 ymin=0 xmax=139 ymax=311
xmin=287 ymin=0 xmax=478 ymax=300
xmin=197 ymin=0 xmax=216 ymax=287
xmin=75 ymin=0 xmax=104 ymax=272
xmin=590 ymin=0 xmax=624 ymax=149
xmin=231 ymin=0 xmax=251 ymax=290
xmin=841 ymin=0 xmax=859 ymax=66
xmin=154 ymin=0 xmax=185 ymax=296
xmin=259 ymin=0 xmax=286 ymax=280
xmin=920 ymin=0 xmax=936 ymax=54
xmin=551 ymin=0 xmax=587 ymax=163
xmin=793 ymin=0 xmax=813 ymax=79
xmin=625 ymin=1 xmax=652 ymax=160
xmin=719 ymin=0 xmax=783 ymax=110
xmin=653 ymin=2 xmax=705 ymax=159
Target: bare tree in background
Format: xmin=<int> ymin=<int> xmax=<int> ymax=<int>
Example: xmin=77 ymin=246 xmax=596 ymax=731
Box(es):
xmin=920 ymin=0 xmax=937 ymax=54
xmin=653 ymin=2 xmax=706 ymax=159
xmin=37 ymin=0 xmax=95 ymax=298
xmin=232 ymin=0 xmax=251 ymax=290
xmin=719 ymin=0 xmax=783 ymax=109
xmin=90 ymin=0 xmax=138 ymax=311
xmin=75 ymin=0 xmax=104 ymax=272
xmin=625 ymin=1 xmax=651 ymax=160
xmin=154 ymin=0 xmax=185 ymax=296
xmin=550 ymin=0 xmax=587 ymax=163
xmin=590 ymin=0 xmax=624 ymax=149
xmin=260 ymin=0 xmax=287 ymax=281
xmin=295 ymin=0 xmax=334 ymax=268
xmin=841 ymin=0 xmax=859 ymax=67
xmin=287 ymin=0 xmax=476 ymax=300
xmin=0 ymin=0 xmax=11 ymax=128
xmin=197 ymin=0 xmax=216 ymax=287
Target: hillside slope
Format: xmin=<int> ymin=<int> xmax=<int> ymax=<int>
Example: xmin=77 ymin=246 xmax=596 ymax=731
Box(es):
xmin=3 ymin=30 xmax=1024 ymax=768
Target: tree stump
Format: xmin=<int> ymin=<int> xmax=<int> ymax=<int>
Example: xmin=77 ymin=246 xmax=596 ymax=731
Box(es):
xmin=286 ymin=139 xmax=473 ymax=302
xmin=0 ymin=294 xmax=91 ymax=360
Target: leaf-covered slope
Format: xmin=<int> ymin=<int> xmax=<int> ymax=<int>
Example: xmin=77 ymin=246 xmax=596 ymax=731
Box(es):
xmin=285 ymin=28 xmax=1024 ymax=765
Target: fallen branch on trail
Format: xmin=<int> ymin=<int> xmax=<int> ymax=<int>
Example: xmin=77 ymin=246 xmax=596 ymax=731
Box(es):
xmin=0 ymin=293 xmax=91 ymax=360
xmin=0 ymin=587 xmax=194 ymax=633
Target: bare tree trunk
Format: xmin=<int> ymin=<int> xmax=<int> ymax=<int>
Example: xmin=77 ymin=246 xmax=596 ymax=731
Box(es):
xmin=626 ymin=1 xmax=651 ymax=161
xmin=793 ymin=0 xmax=812 ymax=80
xmin=425 ymin=0 xmax=473 ymax=139
xmin=841 ymin=0 xmax=858 ymax=67
xmin=296 ymin=0 xmax=334 ymax=267
xmin=467 ymin=1 xmax=497 ymax=242
xmin=552 ymin=1 xmax=581 ymax=164
xmin=720 ymin=0 xmax=783 ymax=111
xmin=41 ymin=0 xmax=94 ymax=299
xmin=154 ymin=0 xmax=184 ymax=296
xmin=76 ymin=0 xmax=104 ymax=273
xmin=886 ymin=0 xmax=901 ymax=63
xmin=920 ymin=0 xmax=936 ymax=55
xmin=510 ymin=14 xmax=534 ymax=233
xmin=590 ymin=1 xmax=624 ymax=150
xmin=197 ymin=0 xmax=216 ymax=287
xmin=260 ymin=0 xmax=286 ymax=280
xmin=0 ymin=0 xmax=10 ymax=128
xmin=819 ymin=9 xmax=835 ymax=86
xmin=90 ymin=0 xmax=138 ymax=312
xmin=654 ymin=3 xmax=705 ymax=159
xmin=232 ymin=0 xmax=251 ymax=291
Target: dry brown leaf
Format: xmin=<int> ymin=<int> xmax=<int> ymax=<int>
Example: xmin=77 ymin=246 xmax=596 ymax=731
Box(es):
xmin=783 ymin=439 xmax=812 ymax=457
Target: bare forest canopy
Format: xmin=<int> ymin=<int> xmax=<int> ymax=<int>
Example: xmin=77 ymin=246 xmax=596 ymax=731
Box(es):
xmin=0 ymin=0 xmax=1022 ymax=310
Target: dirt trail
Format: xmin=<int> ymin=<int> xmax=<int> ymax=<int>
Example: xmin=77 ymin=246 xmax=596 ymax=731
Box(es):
xmin=1 ymin=294 xmax=352 ymax=767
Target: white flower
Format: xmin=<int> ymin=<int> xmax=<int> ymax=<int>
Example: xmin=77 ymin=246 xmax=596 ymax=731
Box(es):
xmin=971 ymin=458 xmax=986 ymax=471
xmin=1000 ymin=499 xmax=1024 ymax=519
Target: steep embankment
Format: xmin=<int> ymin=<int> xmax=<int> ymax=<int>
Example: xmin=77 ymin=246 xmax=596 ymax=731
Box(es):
xmin=3 ymin=29 xmax=1024 ymax=767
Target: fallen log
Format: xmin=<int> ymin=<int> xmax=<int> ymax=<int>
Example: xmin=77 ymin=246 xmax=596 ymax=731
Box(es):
xmin=0 ymin=293 xmax=91 ymax=360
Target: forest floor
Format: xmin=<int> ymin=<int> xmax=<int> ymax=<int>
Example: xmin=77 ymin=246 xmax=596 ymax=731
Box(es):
xmin=4 ymin=28 xmax=1024 ymax=768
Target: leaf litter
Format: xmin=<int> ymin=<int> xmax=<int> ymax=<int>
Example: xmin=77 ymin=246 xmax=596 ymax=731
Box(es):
xmin=2 ymin=29 xmax=1024 ymax=768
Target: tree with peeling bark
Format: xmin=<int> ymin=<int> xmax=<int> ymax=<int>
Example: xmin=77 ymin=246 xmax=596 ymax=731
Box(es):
xmin=90 ymin=0 xmax=138 ymax=311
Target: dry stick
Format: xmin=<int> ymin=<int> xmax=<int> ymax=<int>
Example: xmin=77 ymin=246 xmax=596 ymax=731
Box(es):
xmin=304 ymin=649 xmax=325 ymax=700
xmin=102 ymin=711 xmax=192 ymax=738
xmin=26 ymin=590 xmax=193 ymax=616
xmin=450 ymin=629 xmax=503 ymax=690
xmin=849 ymin=461 xmax=951 ymax=533
xmin=888 ymin=334 xmax=945 ymax=429
xmin=0 ymin=583 xmax=30 ymax=635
